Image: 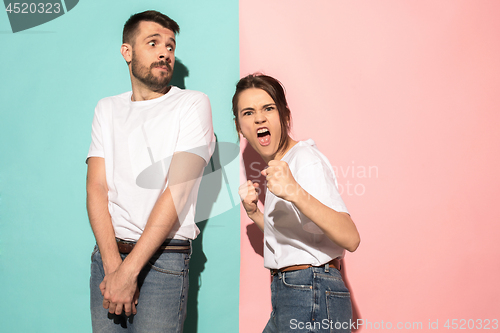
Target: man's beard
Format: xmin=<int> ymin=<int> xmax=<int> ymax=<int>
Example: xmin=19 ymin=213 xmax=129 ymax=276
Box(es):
xmin=131 ymin=53 xmax=173 ymax=92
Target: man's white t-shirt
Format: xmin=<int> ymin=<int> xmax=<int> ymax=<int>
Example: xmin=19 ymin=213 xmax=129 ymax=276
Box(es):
xmin=263 ymin=139 xmax=349 ymax=269
xmin=87 ymin=86 xmax=215 ymax=241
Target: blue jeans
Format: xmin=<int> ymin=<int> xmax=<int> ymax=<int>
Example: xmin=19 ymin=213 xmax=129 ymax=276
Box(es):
xmin=90 ymin=245 xmax=190 ymax=333
xmin=263 ymin=265 xmax=352 ymax=333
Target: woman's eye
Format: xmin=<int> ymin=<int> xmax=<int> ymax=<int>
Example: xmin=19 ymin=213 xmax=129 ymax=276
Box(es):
xmin=243 ymin=111 xmax=252 ymax=116
xmin=265 ymin=106 xmax=274 ymax=111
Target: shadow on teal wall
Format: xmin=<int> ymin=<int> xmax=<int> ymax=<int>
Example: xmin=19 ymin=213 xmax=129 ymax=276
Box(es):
xmin=0 ymin=1 xmax=239 ymax=332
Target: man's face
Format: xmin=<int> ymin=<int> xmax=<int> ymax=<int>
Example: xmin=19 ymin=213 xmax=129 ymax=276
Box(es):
xmin=129 ymin=21 xmax=176 ymax=91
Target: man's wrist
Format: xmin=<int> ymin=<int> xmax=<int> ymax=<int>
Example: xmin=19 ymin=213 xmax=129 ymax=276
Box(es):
xmin=102 ymin=252 xmax=123 ymax=275
xmin=103 ymin=261 xmax=121 ymax=276
xmin=117 ymin=258 xmax=142 ymax=278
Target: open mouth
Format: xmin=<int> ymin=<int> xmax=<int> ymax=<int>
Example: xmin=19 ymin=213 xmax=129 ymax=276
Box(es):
xmin=257 ymin=127 xmax=271 ymax=146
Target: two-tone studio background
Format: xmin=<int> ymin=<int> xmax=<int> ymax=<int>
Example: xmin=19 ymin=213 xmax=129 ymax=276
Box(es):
xmin=1 ymin=1 xmax=499 ymax=332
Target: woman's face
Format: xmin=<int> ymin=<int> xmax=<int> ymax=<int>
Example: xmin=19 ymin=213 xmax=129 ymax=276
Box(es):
xmin=237 ymin=88 xmax=283 ymax=162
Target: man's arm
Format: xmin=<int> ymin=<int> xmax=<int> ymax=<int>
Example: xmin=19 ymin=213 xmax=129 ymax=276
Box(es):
xmin=86 ymin=157 xmax=122 ymax=277
xmin=87 ymin=157 xmax=140 ymax=314
xmin=101 ymin=151 xmax=206 ymax=316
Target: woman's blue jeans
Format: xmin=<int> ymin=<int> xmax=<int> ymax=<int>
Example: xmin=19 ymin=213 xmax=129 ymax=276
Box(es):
xmin=90 ymin=245 xmax=190 ymax=333
xmin=263 ymin=265 xmax=352 ymax=333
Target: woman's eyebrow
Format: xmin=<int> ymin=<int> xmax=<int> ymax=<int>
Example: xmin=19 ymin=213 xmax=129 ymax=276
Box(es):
xmin=240 ymin=107 xmax=255 ymax=113
xmin=262 ymin=103 xmax=276 ymax=108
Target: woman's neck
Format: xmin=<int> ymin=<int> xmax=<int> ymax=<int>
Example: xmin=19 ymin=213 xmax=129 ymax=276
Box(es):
xmin=266 ymin=138 xmax=298 ymax=163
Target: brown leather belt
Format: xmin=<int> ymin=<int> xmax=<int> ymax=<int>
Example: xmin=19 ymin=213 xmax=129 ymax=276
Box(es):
xmin=116 ymin=239 xmax=191 ymax=254
xmin=270 ymin=258 xmax=341 ymax=276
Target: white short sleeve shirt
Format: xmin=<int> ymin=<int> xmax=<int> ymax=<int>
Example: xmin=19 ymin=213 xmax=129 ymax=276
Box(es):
xmin=87 ymin=87 xmax=215 ymax=241
xmin=263 ymin=139 xmax=349 ymax=269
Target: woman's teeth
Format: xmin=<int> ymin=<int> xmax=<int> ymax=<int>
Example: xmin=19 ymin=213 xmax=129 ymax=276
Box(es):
xmin=257 ymin=128 xmax=269 ymax=135
xmin=257 ymin=128 xmax=271 ymax=145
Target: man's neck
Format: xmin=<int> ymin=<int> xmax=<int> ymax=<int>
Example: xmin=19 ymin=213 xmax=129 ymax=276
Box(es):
xmin=131 ymin=81 xmax=171 ymax=102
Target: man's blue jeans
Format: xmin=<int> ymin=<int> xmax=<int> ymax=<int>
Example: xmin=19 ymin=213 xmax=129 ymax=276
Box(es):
xmin=90 ymin=245 xmax=190 ymax=333
xmin=263 ymin=265 xmax=352 ymax=333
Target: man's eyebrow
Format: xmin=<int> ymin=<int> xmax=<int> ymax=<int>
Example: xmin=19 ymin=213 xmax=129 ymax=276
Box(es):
xmin=144 ymin=34 xmax=176 ymax=45
xmin=144 ymin=33 xmax=160 ymax=40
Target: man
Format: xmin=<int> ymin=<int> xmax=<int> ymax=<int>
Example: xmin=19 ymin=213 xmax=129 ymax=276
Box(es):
xmin=86 ymin=10 xmax=215 ymax=332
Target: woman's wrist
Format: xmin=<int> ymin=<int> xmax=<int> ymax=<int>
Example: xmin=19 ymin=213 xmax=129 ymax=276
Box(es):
xmin=286 ymin=183 xmax=305 ymax=205
xmin=247 ymin=209 xmax=263 ymax=221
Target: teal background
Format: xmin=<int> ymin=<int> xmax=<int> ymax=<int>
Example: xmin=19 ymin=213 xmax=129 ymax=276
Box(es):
xmin=0 ymin=1 xmax=240 ymax=332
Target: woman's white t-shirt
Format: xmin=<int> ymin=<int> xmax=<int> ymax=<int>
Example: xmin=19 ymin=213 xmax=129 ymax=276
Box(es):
xmin=263 ymin=139 xmax=349 ymax=269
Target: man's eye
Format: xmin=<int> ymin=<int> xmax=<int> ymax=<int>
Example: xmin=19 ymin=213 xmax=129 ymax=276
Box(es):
xmin=167 ymin=46 xmax=173 ymax=51
xmin=148 ymin=41 xmax=156 ymax=46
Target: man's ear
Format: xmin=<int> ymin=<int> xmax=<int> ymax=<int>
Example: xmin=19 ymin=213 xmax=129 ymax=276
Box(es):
xmin=121 ymin=43 xmax=132 ymax=65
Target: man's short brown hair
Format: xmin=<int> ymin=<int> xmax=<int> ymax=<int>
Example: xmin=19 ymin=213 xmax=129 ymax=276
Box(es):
xmin=123 ymin=10 xmax=179 ymax=45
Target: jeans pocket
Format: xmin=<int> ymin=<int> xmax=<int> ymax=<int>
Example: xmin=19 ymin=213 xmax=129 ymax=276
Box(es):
xmin=270 ymin=275 xmax=277 ymax=317
xmin=326 ymin=290 xmax=352 ymax=333
xmin=146 ymin=252 xmax=187 ymax=275
xmin=282 ymin=269 xmax=313 ymax=289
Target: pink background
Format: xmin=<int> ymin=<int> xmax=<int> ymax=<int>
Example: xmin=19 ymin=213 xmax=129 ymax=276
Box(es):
xmin=239 ymin=0 xmax=500 ymax=331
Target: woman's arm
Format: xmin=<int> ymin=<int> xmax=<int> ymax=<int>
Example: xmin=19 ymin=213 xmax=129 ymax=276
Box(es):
xmin=291 ymin=191 xmax=360 ymax=252
xmin=239 ymin=180 xmax=265 ymax=231
xmin=263 ymin=160 xmax=360 ymax=252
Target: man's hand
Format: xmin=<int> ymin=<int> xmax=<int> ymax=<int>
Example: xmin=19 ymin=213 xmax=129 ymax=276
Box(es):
xmin=99 ymin=265 xmax=139 ymax=316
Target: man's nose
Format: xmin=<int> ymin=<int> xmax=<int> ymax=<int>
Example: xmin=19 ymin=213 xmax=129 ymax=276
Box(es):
xmin=158 ymin=47 xmax=171 ymax=61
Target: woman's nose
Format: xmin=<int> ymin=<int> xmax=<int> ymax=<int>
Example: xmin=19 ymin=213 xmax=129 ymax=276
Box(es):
xmin=254 ymin=111 xmax=266 ymax=124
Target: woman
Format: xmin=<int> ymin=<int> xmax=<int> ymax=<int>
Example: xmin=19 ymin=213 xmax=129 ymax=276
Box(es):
xmin=234 ymin=74 xmax=360 ymax=333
